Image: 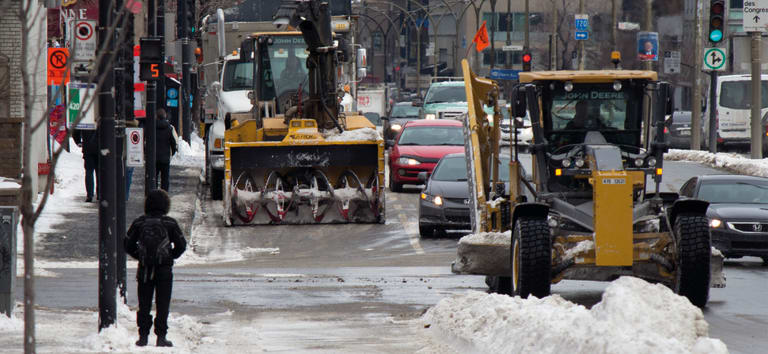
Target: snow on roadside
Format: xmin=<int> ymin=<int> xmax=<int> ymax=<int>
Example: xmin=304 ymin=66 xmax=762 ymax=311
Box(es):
xmin=171 ymin=133 xmax=205 ymax=168
xmin=665 ymin=148 xmax=768 ymax=177
xmin=0 ymin=301 xmax=261 ymax=353
xmin=422 ymin=276 xmax=727 ymax=354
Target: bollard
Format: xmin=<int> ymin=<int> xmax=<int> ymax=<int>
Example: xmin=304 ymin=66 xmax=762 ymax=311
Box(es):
xmin=0 ymin=206 xmax=17 ymax=317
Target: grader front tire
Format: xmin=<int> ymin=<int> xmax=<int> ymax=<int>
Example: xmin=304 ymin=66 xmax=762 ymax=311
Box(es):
xmin=511 ymin=217 xmax=552 ymax=298
xmin=674 ymin=214 xmax=711 ymax=308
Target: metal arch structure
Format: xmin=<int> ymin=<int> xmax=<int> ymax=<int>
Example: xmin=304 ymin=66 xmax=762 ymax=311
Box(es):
xmin=359 ymin=6 xmax=408 ymax=77
xmin=356 ymin=13 xmax=390 ymax=81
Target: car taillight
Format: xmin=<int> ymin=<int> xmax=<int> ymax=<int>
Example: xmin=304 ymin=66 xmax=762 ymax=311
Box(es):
xmin=664 ymin=126 xmax=668 ymax=134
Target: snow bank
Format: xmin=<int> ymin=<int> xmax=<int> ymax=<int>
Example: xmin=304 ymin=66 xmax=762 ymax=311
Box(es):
xmin=171 ymin=134 xmax=205 ymax=167
xmin=0 ymin=177 xmax=20 ymax=189
xmin=457 ymin=231 xmax=511 ymax=246
xmin=323 ymin=127 xmax=381 ymax=142
xmin=665 ymin=148 xmax=768 ymax=177
xmin=422 ymin=276 xmax=727 ymax=354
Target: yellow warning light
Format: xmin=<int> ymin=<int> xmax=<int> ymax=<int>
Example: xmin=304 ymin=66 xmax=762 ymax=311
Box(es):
xmin=611 ymin=51 xmax=621 ymax=61
xmin=555 ymin=168 xmax=562 ymax=176
xmin=656 ymin=168 xmax=663 ymax=175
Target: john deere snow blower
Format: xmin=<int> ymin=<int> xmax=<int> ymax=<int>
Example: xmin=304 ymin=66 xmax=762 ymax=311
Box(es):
xmin=452 ymin=59 xmax=724 ymax=307
xmin=221 ymin=0 xmax=384 ymax=225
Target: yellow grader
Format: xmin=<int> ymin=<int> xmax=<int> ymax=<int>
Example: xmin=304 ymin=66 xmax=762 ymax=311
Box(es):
xmin=452 ymin=59 xmax=724 ymax=307
xmin=221 ymin=1 xmax=385 ymax=225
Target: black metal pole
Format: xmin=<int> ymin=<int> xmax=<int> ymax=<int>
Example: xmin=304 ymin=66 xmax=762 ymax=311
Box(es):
xmin=709 ymin=71 xmax=718 ymax=153
xmin=157 ymin=0 xmax=167 ymax=114
xmin=115 ymin=9 xmax=133 ymax=303
xmin=98 ymin=0 xmax=117 ymax=331
xmin=146 ymin=0 xmax=158 ymax=195
xmin=181 ymin=0 xmax=193 ymax=142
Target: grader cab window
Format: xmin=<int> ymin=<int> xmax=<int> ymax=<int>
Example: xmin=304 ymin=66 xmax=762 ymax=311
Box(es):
xmin=543 ymin=83 xmax=642 ymax=150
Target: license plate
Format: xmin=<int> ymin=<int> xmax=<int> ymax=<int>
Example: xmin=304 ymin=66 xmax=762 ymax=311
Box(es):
xmin=678 ymin=130 xmax=691 ymax=136
xmin=602 ymin=178 xmax=625 ymax=185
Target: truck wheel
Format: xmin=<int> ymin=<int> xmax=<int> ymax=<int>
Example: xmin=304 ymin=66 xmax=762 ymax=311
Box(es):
xmin=511 ymin=217 xmax=551 ymax=298
xmin=389 ymin=171 xmax=403 ymax=193
xmin=419 ymin=224 xmax=434 ymax=238
xmin=674 ymin=213 xmax=711 ymax=308
xmin=486 ymin=276 xmax=512 ymax=295
xmin=210 ymin=168 xmax=224 ymax=200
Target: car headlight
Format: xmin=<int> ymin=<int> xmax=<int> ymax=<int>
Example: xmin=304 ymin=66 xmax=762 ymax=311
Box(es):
xmin=391 ymin=123 xmax=402 ymax=131
xmin=709 ymin=219 xmax=722 ymax=228
xmin=397 ymin=157 xmax=420 ymax=165
xmin=425 ymin=113 xmax=436 ymax=120
xmin=421 ymin=193 xmax=443 ymax=206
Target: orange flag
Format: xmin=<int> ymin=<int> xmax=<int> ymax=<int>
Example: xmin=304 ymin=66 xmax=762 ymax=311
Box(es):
xmin=473 ymin=21 xmax=490 ymax=52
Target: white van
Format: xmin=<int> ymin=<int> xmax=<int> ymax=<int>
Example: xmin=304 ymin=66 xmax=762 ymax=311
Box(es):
xmin=706 ymin=74 xmax=768 ymax=149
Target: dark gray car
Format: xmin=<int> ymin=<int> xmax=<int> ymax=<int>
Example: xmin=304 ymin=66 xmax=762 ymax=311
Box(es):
xmin=418 ymin=153 xmax=509 ymax=237
xmin=665 ymin=111 xmax=705 ymax=149
xmin=680 ymin=174 xmax=768 ymax=263
xmin=383 ymin=102 xmax=421 ymax=146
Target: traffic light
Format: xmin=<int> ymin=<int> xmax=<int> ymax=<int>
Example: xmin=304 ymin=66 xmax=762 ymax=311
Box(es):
xmin=708 ymin=0 xmax=726 ymax=44
xmin=522 ymin=52 xmax=532 ymax=72
xmin=139 ymin=37 xmax=163 ymax=81
xmin=185 ymin=0 xmax=196 ymax=35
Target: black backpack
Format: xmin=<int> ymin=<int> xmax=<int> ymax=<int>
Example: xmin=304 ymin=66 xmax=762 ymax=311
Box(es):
xmin=136 ymin=216 xmax=172 ymax=266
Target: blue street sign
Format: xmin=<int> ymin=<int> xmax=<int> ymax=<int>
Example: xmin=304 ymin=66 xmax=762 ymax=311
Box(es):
xmin=167 ymin=99 xmax=179 ymax=107
xmin=575 ymin=19 xmax=588 ymax=31
xmin=167 ymin=87 xmax=178 ymax=99
xmin=489 ymin=69 xmax=520 ymax=81
xmin=575 ymin=31 xmax=589 ymax=40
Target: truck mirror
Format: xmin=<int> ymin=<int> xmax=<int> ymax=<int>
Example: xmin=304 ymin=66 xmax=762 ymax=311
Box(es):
xmin=511 ymin=85 xmax=527 ymax=118
xmin=240 ymin=39 xmax=254 ymax=61
xmin=412 ymin=98 xmax=423 ymax=107
xmin=210 ymin=81 xmax=221 ymax=97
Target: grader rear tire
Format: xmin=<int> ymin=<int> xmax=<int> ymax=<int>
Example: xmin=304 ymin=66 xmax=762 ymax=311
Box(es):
xmin=674 ymin=213 xmax=711 ymax=308
xmin=511 ymin=217 xmax=551 ymax=298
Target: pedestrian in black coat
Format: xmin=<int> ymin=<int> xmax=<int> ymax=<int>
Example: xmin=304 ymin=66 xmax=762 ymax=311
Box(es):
xmin=155 ymin=109 xmax=178 ymax=192
xmin=125 ymin=189 xmax=187 ymax=347
xmin=72 ymin=129 xmax=99 ymax=202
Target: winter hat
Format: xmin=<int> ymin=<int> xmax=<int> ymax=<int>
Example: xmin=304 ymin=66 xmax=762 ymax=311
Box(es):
xmin=145 ymin=189 xmax=171 ymax=215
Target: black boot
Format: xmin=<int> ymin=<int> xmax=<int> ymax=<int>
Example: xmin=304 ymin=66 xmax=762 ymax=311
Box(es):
xmin=135 ymin=335 xmax=148 ymax=347
xmin=156 ymin=335 xmax=173 ymax=347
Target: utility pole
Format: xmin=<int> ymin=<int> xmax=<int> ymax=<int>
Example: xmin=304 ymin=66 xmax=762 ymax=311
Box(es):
xmin=506 ymin=0 xmax=511 ymax=69
xmin=612 ymin=0 xmax=618 ymax=55
xmin=146 ymin=0 xmax=158 ymax=195
xmin=179 ymin=0 xmax=193 ymax=142
xmin=644 ymin=0 xmax=653 ymax=71
xmin=98 ymin=0 xmax=118 ymax=331
xmin=691 ymin=0 xmax=703 ymax=151
xmin=751 ymin=32 xmax=762 ymax=159
xmin=116 ymin=8 xmax=134 ymax=302
xmin=524 ymin=0 xmax=530 ymax=54
xmin=490 ymin=0 xmax=497 ymax=69
xmin=157 ymin=0 xmax=167 ymax=114
xmin=578 ymin=0 xmax=584 ymax=70
xmin=551 ymin=4 xmax=557 ymax=70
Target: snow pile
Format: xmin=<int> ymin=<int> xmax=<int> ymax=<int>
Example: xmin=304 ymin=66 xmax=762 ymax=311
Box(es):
xmin=175 ymin=246 xmax=280 ymax=266
xmin=171 ymin=134 xmax=205 ymax=168
xmin=324 ymin=127 xmax=381 ymax=142
xmin=564 ymin=239 xmax=594 ymax=261
xmin=0 ymin=312 xmax=23 ymax=332
xmin=422 ymin=276 xmax=727 ymax=354
xmin=458 ymin=231 xmax=511 ymax=246
xmin=665 ymin=148 xmax=768 ymax=177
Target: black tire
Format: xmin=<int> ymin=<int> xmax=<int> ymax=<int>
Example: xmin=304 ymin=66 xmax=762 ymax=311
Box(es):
xmin=486 ymin=276 xmax=512 ymax=295
xmin=674 ymin=213 xmax=711 ymax=308
xmin=419 ymin=224 xmax=433 ymax=238
xmin=389 ymin=171 xmax=402 ymax=193
xmin=511 ymin=217 xmax=552 ymax=298
xmin=210 ymin=168 xmax=224 ymax=200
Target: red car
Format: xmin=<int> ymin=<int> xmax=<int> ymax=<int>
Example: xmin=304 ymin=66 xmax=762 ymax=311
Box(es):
xmin=388 ymin=120 xmax=465 ymax=192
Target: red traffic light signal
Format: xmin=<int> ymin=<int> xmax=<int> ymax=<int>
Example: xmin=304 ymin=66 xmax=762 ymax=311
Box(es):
xmin=522 ymin=52 xmax=532 ymax=71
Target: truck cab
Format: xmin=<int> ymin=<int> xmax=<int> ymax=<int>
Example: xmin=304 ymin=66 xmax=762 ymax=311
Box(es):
xmin=207 ymin=53 xmax=254 ymax=199
xmin=418 ymin=80 xmax=468 ymax=120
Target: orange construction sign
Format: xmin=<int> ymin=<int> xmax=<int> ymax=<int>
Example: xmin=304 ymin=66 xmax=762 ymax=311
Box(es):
xmin=47 ymin=48 xmax=70 ymax=86
xmin=473 ymin=21 xmax=490 ymax=52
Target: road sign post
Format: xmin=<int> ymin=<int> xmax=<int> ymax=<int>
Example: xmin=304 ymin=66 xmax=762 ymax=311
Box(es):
xmin=744 ymin=1 xmax=766 ymax=158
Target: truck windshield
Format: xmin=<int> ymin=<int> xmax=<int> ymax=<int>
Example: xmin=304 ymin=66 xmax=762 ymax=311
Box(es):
xmin=424 ymin=85 xmax=466 ymax=104
xmin=266 ymin=36 xmax=309 ymax=99
xmin=543 ymin=83 xmax=643 ymax=149
xmin=222 ymin=61 xmax=253 ymax=91
xmin=719 ymin=80 xmax=768 ymax=109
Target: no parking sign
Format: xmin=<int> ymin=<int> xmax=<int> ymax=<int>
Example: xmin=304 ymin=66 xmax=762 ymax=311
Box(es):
xmin=126 ymin=128 xmax=144 ymax=167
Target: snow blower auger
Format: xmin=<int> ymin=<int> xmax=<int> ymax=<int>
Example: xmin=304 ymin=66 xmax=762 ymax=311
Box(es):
xmin=451 ymin=59 xmax=724 ymax=307
xmin=220 ymin=1 xmax=385 ymax=225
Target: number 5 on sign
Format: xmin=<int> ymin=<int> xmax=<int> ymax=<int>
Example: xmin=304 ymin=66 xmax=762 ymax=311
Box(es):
xmin=139 ymin=62 xmax=162 ymax=81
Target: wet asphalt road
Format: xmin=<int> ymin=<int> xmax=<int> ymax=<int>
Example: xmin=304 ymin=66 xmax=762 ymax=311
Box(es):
xmin=21 ymin=156 xmax=768 ymax=353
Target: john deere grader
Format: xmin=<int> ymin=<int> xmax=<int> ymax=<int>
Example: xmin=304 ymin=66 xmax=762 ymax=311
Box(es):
xmin=221 ymin=0 xmax=384 ymax=225
xmin=452 ymin=59 xmax=724 ymax=307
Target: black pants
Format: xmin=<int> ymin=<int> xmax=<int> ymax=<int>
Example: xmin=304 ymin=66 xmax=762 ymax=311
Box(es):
xmin=136 ymin=265 xmax=173 ymax=337
xmin=156 ymin=162 xmax=170 ymax=192
xmin=84 ymin=153 xmax=99 ymax=198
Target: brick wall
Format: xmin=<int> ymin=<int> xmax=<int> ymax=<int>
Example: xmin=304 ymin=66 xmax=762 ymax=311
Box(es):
xmin=0 ymin=0 xmax=24 ymax=120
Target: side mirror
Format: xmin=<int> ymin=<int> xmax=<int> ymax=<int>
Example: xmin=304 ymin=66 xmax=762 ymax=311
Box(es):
xmin=211 ymin=81 xmax=221 ymax=97
xmin=417 ymin=171 xmax=428 ymax=183
xmin=386 ymin=139 xmax=395 ymax=148
xmin=357 ymin=67 xmax=367 ymax=79
xmin=412 ymin=98 xmax=423 ymax=107
xmin=511 ymin=85 xmax=527 ymax=118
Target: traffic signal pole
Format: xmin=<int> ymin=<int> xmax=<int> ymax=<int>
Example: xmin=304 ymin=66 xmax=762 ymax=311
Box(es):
xmin=145 ymin=0 xmax=158 ymax=194
xmin=98 ymin=0 xmax=117 ymax=331
xmin=691 ymin=0 xmax=703 ymax=151
xmin=179 ymin=0 xmax=193 ymax=142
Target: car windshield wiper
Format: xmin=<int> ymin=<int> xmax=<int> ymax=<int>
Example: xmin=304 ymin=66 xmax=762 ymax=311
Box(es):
xmin=436 ymin=143 xmax=462 ymax=145
xmin=455 ymin=178 xmax=468 ymax=181
xmin=397 ymin=143 xmax=421 ymax=145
